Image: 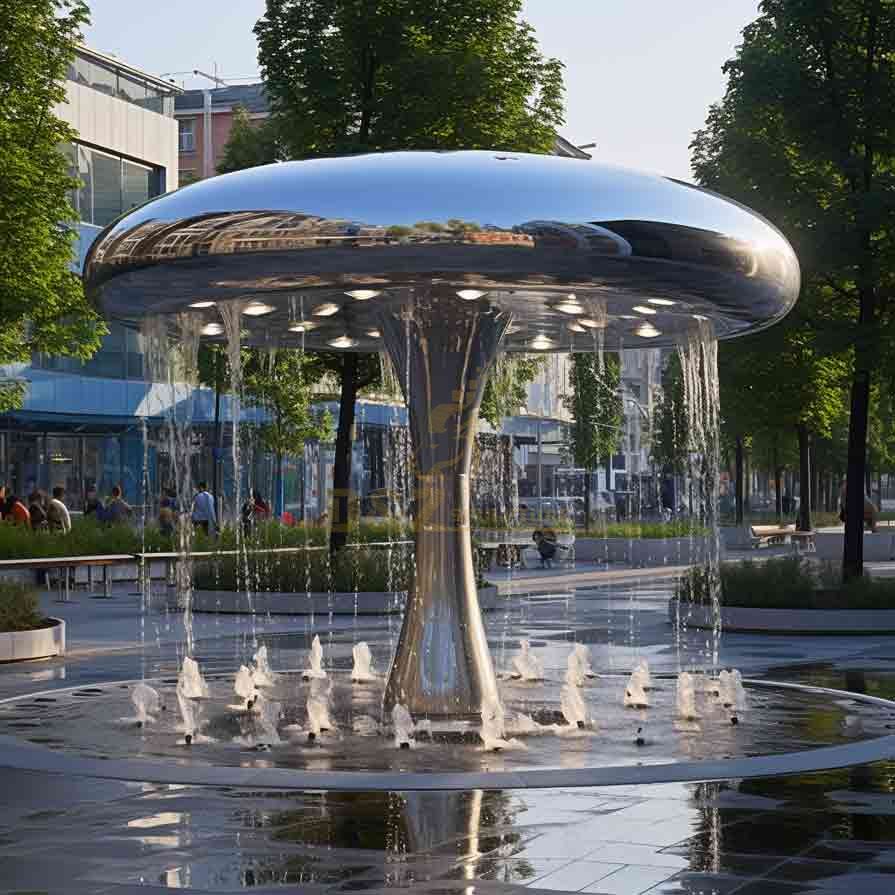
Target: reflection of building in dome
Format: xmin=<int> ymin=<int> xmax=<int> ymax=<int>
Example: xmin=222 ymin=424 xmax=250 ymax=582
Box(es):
xmin=517 ymin=220 xmax=633 ymax=256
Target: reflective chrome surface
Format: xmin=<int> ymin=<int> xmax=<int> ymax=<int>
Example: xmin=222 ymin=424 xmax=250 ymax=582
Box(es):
xmin=82 ymin=150 xmax=801 ymax=721
xmin=84 ymin=150 xmax=800 ymax=352
xmin=381 ymin=293 xmax=505 ymax=717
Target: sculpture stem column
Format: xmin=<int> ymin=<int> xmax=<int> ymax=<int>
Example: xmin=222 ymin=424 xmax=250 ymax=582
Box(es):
xmin=381 ymin=290 xmax=510 ymax=719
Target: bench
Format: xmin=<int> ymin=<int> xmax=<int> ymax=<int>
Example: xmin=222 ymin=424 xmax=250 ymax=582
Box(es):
xmin=0 ymin=554 xmax=136 ymax=602
xmin=750 ymin=524 xmax=816 ymax=553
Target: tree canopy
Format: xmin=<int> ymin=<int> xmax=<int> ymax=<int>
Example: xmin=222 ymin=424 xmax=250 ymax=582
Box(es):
xmin=0 ymin=0 xmax=104 ymax=411
xmin=479 ymin=355 xmax=546 ymax=429
xmin=255 ymin=0 xmax=565 ymax=157
xmin=254 ymin=0 xmax=566 ymax=550
xmin=242 ymin=348 xmax=331 ymax=459
xmin=690 ymin=0 xmax=895 ymax=573
xmin=563 ymin=353 xmax=624 ymax=474
xmin=216 ymin=105 xmax=280 ymax=175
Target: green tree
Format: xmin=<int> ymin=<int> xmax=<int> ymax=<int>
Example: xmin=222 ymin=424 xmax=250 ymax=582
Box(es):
xmin=255 ymin=0 xmax=565 ymax=553
xmin=651 ymin=353 xmax=687 ymax=478
xmin=479 ymin=354 xmax=546 ymax=428
xmin=242 ymin=348 xmax=331 ymax=511
xmin=216 ymin=105 xmax=280 ymax=175
xmin=718 ymin=296 xmax=847 ymax=531
xmin=0 ymin=0 xmax=104 ymax=411
xmin=690 ymin=0 xmax=895 ymax=577
xmin=562 ymin=353 xmax=623 ymax=531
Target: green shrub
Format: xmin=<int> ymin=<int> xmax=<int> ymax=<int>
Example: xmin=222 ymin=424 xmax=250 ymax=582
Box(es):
xmin=0 ymin=517 xmax=413 ymax=561
xmin=193 ymin=544 xmax=414 ymax=593
xmin=0 ymin=581 xmax=44 ymax=632
xmin=676 ymin=556 xmax=895 ymax=610
xmin=597 ymin=521 xmax=710 ymax=539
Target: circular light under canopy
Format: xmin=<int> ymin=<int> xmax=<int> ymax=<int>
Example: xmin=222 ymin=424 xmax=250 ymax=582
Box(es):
xmin=243 ymin=301 xmax=276 ymax=317
xmin=327 ymin=334 xmax=357 ymax=349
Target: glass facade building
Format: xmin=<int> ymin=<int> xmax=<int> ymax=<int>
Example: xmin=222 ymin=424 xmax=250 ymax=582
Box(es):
xmin=0 ymin=48 xmax=183 ymax=511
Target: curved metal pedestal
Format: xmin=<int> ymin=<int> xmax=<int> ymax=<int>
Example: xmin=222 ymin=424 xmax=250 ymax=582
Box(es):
xmin=381 ymin=292 xmax=509 ymax=719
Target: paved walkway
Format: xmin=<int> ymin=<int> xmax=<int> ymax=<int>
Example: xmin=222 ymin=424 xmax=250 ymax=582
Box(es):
xmin=3 ymin=567 xmax=895 ymax=892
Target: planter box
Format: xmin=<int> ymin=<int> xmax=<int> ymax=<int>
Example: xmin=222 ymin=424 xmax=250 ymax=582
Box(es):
xmin=672 ymin=600 xmax=895 ymax=634
xmin=575 ymin=536 xmax=710 ymax=566
xmin=191 ymin=586 xmax=499 ymax=616
xmin=0 ymin=618 xmax=65 ymax=661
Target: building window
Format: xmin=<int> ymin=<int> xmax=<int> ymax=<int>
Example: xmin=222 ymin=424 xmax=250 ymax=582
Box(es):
xmin=92 ymin=149 xmax=122 ymax=227
xmin=179 ymin=119 xmax=195 ymax=152
xmin=64 ymin=144 xmax=160 ymax=227
xmin=66 ymin=50 xmax=176 ymax=117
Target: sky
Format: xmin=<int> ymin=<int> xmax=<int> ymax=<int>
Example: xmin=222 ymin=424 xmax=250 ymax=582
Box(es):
xmin=83 ymin=0 xmax=761 ymax=182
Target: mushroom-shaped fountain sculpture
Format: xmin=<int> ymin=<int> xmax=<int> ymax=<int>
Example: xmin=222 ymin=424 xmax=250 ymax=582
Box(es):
xmin=84 ymin=150 xmax=799 ymax=721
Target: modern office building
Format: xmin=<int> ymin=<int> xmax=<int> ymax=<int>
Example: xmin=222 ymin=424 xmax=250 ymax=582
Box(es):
xmin=0 ymin=46 xmax=182 ymax=510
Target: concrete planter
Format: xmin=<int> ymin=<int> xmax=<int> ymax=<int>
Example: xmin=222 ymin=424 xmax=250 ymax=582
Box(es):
xmin=0 ymin=568 xmax=36 ymax=586
xmin=576 ymin=536 xmax=710 ymax=566
xmin=672 ymin=600 xmax=895 ymax=634
xmin=191 ymin=586 xmax=500 ymax=616
xmin=815 ymin=531 xmax=895 ymax=562
xmin=0 ymin=617 xmax=65 ymax=661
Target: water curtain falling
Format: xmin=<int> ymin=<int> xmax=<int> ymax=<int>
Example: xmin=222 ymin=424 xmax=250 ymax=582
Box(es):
xmin=141 ymin=313 xmax=202 ymax=655
xmin=677 ymin=319 xmax=722 ymax=668
xmin=218 ymin=300 xmax=248 ymax=603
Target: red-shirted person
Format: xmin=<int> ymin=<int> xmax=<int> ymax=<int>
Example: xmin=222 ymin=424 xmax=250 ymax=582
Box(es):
xmin=4 ymin=494 xmax=31 ymax=528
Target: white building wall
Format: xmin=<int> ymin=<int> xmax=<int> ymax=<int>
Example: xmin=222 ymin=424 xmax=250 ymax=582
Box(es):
xmin=56 ymin=81 xmax=179 ymax=191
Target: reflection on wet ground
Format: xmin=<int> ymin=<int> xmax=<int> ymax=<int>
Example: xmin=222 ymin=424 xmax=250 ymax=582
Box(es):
xmin=6 ymin=764 xmax=895 ymax=893
xmin=5 ymin=579 xmax=895 ymax=891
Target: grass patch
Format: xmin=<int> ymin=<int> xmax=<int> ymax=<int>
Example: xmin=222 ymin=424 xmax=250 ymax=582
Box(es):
xmin=676 ymin=556 xmax=895 ymax=610
xmin=0 ymin=581 xmax=45 ymax=632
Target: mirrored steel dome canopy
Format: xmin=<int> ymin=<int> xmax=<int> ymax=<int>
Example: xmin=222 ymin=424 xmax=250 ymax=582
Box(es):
xmin=84 ymin=150 xmax=800 ymax=351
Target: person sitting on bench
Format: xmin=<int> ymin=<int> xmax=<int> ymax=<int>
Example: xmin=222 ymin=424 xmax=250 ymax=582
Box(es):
xmin=533 ymin=529 xmax=558 ymax=569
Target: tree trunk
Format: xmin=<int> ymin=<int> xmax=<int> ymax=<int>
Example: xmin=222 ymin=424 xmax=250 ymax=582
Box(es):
xmin=844 ymin=368 xmax=871 ymax=579
xmin=275 ymin=450 xmax=284 ymax=518
xmin=744 ymin=450 xmax=750 ymax=515
xmin=584 ymin=468 xmax=591 ymax=534
xmin=734 ymin=435 xmax=744 ymax=525
xmin=330 ymin=353 xmax=359 ymax=554
xmin=797 ymin=423 xmax=811 ymax=532
xmin=213 ymin=351 xmax=224 ymax=519
xmin=773 ymin=440 xmax=782 ymax=522
xmin=811 ymin=437 xmax=820 ymax=513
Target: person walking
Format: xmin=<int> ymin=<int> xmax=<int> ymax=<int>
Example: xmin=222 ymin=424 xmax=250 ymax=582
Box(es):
xmin=28 ymin=490 xmax=48 ymax=531
xmin=191 ymin=481 xmax=216 ymax=535
xmin=105 ymin=485 xmax=133 ymax=525
xmin=47 ymin=486 xmax=71 ymax=534
xmin=83 ymin=486 xmax=101 ymax=519
xmin=158 ymin=488 xmax=177 ymax=536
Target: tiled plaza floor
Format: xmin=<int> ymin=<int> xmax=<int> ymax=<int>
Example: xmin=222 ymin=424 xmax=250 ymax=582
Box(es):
xmin=3 ymin=566 xmax=895 ymax=892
